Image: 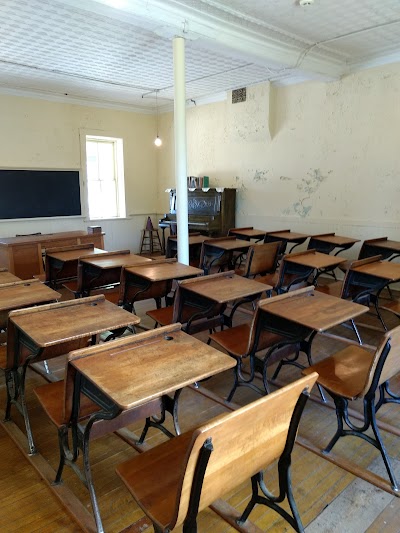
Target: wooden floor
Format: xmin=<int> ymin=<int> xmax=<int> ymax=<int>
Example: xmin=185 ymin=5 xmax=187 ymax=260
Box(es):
xmin=2 ymin=290 xmax=400 ymax=532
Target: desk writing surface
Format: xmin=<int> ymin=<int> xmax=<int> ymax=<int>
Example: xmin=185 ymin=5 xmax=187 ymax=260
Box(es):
xmin=366 ymin=239 xmax=400 ymax=252
xmin=352 ymin=261 xmax=400 ymax=281
xmin=182 ymin=273 xmax=271 ymax=303
xmin=260 ymin=291 xmax=368 ymax=332
xmin=204 ymin=238 xmax=251 ymax=252
xmin=265 ymin=230 xmax=309 ymax=242
xmin=47 ymin=247 xmax=107 ymax=262
xmin=11 ymin=298 xmax=138 ymax=348
xmin=311 ymin=234 xmax=360 ymax=246
xmin=285 ymin=251 xmax=346 ymax=270
xmin=168 ymin=235 xmax=207 ymax=246
xmin=0 ymin=271 xmax=21 ymax=284
xmin=0 ymin=282 xmax=60 ymax=312
xmin=80 ymin=253 xmax=151 ymax=269
xmin=229 ymin=228 xmax=266 ymax=240
xmin=72 ymin=328 xmax=235 ymax=410
xmin=124 ymin=262 xmax=203 ymax=282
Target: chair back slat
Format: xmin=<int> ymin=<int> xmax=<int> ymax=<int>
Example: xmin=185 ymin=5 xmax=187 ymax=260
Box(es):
xmin=362 ymin=325 xmax=400 ymax=395
xmin=242 ymin=242 xmax=280 ymax=278
xmin=172 ymin=373 xmax=318 ymax=527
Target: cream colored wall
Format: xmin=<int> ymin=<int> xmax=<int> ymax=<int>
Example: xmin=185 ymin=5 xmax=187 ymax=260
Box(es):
xmin=0 ymin=94 xmax=158 ymax=252
xmin=157 ymin=63 xmax=400 ymax=259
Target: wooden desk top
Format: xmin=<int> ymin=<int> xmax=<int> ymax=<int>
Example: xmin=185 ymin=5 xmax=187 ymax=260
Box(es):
xmin=181 ymin=272 xmax=271 ymax=303
xmin=260 ymin=288 xmax=368 ymax=332
xmin=168 ymin=235 xmax=207 ymax=246
xmin=47 ymin=247 xmax=107 ymax=262
xmin=265 ymin=230 xmax=309 ymax=242
xmin=124 ymin=261 xmax=203 ymax=282
xmin=285 ymin=250 xmax=346 ymax=270
xmin=203 ymin=238 xmax=251 ymax=252
xmin=10 ymin=296 xmax=139 ymax=348
xmin=311 ymin=234 xmax=360 ymax=246
xmin=0 ymin=281 xmax=60 ymax=313
xmin=0 ymin=271 xmax=21 ymax=284
xmin=0 ymin=231 xmax=96 ymax=246
xmin=229 ymin=228 xmax=266 ymax=240
xmin=352 ymin=260 xmax=400 ymax=281
xmin=365 ymin=238 xmax=400 ymax=252
xmin=80 ymin=253 xmax=151 ymax=269
xmin=71 ymin=324 xmax=235 ymax=410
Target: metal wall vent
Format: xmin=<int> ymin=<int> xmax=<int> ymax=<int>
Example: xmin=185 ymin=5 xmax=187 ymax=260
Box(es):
xmin=232 ymin=87 xmax=246 ymax=103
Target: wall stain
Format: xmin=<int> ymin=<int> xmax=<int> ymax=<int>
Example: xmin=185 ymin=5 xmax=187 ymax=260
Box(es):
xmin=253 ymin=170 xmax=269 ymax=183
xmin=282 ymin=168 xmax=331 ymax=218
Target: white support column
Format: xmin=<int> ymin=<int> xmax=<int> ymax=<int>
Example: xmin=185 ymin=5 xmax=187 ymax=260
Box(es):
xmin=173 ymin=36 xmax=189 ymax=265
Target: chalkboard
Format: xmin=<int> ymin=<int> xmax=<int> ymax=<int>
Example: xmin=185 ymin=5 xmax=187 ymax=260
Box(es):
xmin=0 ymin=169 xmax=82 ymax=219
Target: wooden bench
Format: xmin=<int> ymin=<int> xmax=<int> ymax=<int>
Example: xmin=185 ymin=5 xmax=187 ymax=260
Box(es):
xmin=116 ymin=373 xmax=318 ymax=533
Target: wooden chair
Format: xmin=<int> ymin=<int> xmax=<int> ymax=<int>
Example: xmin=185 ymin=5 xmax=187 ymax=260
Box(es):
xmin=303 ymin=325 xmax=400 ymax=491
xmin=235 ymin=241 xmax=281 ymax=279
xmin=34 ymin=345 xmax=163 ymax=533
xmin=209 ymin=287 xmax=314 ymax=401
xmin=146 ymin=272 xmax=230 ymax=335
xmin=316 ymin=255 xmax=388 ymax=341
xmin=116 ymin=373 xmax=318 ymax=533
xmin=257 ymin=249 xmax=316 ymax=295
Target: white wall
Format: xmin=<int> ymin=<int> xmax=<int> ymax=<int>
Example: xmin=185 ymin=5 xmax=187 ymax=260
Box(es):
xmin=157 ymin=62 xmax=400 ymax=260
xmin=0 ymin=95 xmax=158 ymax=252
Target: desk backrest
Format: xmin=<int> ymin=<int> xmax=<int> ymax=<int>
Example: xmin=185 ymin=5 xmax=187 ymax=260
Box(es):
xmin=241 ymin=242 xmax=281 ymax=278
xmin=360 ymin=325 xmax=400 ymax=396
xmin=170 ymin=373 xmax=318 ymax=527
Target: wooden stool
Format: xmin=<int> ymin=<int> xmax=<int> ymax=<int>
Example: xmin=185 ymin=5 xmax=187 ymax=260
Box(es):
xmin=140 ymin=217 xmax=162 ymax=254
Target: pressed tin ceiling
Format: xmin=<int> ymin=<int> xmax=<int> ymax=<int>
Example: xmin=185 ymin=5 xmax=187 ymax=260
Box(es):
xmin=1 ymin=0 xmax=400 ymax=112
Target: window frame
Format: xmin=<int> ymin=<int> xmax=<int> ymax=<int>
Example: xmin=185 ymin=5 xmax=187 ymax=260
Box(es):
xmin=82 ymin=133 xmax=126 ymax=220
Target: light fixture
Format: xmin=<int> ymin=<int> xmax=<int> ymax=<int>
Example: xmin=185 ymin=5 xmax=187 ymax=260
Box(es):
xmin=154 ymin=90 xmax=162 ymax=147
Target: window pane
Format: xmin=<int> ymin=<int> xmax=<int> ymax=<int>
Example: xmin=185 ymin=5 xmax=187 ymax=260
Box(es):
xmin=86 ymin=136 xmax=125 ymax=219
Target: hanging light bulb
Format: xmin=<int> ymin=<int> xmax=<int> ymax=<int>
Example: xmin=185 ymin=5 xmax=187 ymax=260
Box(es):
xmin=154 ymin=90 xmax=162 ymax=147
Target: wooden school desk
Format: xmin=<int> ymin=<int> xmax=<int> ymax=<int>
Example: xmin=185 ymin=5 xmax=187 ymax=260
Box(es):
xmin=308 ymin=233 xmax=360 ymax=255
xmin=264 ymin=229 xmax=310 ymax=254
xmin=360 ymin=237 xmax=400 ymax=262
xmin=120 ymin=259 xmax=203 ymax=311
xmin=45 ymin=244 xmax=107 ymax=288
xmin=228 ymin=227 xmax=266 ymax=241
xmin=6 ymin=294 xmax=139 ymax=454
xmin=200 ymin=237 xmax=252 ymax=274
xmin=68 ymin=324 xmax=236 ymax=530
xmin=76 ymin=251 xmax=151 ymax=297
xmin=0 ymin=279 xmax=60 ymax=329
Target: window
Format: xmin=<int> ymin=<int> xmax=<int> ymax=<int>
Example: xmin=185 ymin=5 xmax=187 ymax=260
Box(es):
xmin=85 ymin=135 xmax=126 ymax=219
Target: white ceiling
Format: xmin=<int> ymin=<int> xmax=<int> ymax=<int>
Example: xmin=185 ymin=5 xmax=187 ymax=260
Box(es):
xmin=1 ymin=0 xmax=400 ymax=112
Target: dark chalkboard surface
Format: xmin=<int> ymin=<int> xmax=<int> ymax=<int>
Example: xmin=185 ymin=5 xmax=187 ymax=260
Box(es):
xmin=0 ymin=169 xmax=81 ymax=219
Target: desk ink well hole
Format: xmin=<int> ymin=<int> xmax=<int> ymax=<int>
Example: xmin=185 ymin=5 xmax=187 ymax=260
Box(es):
xmin=91 ymin=303 xmax=98 ymax=306
xmin=164 ymin=335 xmax=173 ymax=341
xmin=24 ymin=283 xmax=31 ymax=286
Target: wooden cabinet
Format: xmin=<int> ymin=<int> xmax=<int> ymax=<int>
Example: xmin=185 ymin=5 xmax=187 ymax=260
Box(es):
xmin=0 ymin=231 xmax=105 ymax=279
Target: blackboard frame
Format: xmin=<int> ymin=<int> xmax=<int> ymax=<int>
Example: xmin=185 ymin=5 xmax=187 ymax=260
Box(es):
xmin=0 ymin=169 xmax=82 ymax=220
